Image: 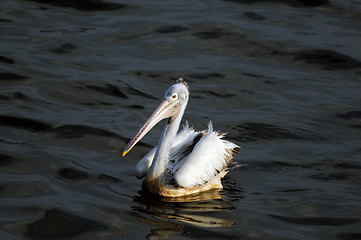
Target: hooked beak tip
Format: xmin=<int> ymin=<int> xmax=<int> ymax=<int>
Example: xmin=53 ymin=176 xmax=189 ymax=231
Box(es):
xmin=122 ymin=150 xmax=128 ymax=157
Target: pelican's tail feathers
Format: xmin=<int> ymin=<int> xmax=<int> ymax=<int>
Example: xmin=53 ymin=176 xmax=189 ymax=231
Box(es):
xmin=223 ymin=140 xmax=240 ymax=150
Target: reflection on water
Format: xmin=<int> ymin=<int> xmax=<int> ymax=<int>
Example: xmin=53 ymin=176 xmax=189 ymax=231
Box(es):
xmin=132 ymin=185 xmax=242 ymax=239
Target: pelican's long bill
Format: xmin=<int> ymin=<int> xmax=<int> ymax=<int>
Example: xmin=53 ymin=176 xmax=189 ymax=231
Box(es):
xmin=122 ymin=98 xmax=180 ymax=157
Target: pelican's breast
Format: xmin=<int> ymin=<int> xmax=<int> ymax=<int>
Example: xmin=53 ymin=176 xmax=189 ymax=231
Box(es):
xmin=135 ymin=123 xmax=199 ymax=179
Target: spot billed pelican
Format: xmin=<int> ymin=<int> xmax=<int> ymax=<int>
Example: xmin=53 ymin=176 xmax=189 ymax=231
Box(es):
xmin=122 ymin=77 xmax=240 ymax=197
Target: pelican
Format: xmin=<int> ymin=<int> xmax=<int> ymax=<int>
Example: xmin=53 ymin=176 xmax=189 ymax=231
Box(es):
xmin=122 ymin=77 xmax=240 ymax=197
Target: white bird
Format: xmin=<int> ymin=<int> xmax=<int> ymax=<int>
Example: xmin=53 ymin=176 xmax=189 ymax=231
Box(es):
xmin=122 ymin=77 xmax=240 ymax=197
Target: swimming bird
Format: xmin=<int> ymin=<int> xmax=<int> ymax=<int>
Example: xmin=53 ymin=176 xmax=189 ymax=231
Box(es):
xmin=122 ymin=77 xmax=240 ymax=197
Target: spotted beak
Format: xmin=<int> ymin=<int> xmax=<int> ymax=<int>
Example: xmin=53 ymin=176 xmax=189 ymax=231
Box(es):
xmin=122 ymin=98 xmax=180 ymax=157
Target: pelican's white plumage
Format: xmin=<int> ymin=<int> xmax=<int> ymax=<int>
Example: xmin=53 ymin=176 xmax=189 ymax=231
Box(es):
xmin=135 ymin=122 xmax=199 ymax=179
xmin=173 ymin=122 xmax=239 ymax=188
xmin=123 ymin=78 xmax=239 ymax=197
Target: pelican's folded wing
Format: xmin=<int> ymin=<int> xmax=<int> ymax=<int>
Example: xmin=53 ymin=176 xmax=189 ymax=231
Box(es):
xmin=174 ymin=123 xmax=240 ymax=188
xmin=135 ymin=147 xmax=156 ymax=179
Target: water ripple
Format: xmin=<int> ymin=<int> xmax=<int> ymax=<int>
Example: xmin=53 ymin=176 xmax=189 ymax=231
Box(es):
xmin=24 ymin=0 xmax=130 ymax=11
xmin=270 ymin=214 xmax=359 ymax=226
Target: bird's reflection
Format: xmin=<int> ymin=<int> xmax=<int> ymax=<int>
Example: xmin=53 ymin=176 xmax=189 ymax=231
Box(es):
xmin=132 ymin=181 xmax=243 ymax=239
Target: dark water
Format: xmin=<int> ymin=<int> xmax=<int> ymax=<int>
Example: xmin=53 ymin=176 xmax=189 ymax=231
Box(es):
xmin=1 ymin=0 xmax=361 ymax=239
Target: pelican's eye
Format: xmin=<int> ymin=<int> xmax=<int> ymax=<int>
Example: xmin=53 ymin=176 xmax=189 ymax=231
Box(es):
xmin=170 ymin=93 xmax=178 ymax=100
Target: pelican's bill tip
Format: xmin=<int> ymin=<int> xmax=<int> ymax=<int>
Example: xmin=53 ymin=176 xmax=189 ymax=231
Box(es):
xmin=122 ymin=150 xmax=128 ymax=157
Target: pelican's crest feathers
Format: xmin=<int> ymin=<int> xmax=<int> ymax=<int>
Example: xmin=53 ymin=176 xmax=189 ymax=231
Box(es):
xmin=177 ymin=77 xmax=190 ymax=93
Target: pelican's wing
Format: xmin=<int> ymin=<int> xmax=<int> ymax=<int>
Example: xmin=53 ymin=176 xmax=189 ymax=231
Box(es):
xmin=135 ymin=147 xmax=156 ymax=179
xmin=135 ymin=122 xmax=199 ymax=179
xmin=173 ymin=122 xmax=240 ymax=188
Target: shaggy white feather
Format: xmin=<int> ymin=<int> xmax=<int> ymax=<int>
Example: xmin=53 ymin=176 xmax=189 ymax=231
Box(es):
xmin=174 ymin=122 xmax=239 ymax=188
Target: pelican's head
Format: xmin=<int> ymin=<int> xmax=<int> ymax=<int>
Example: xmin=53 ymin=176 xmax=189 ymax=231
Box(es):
xmin=122 ymin=77 xmax=189 ymax=157
xmin=163 ymin=77 xmax=189 ymax=118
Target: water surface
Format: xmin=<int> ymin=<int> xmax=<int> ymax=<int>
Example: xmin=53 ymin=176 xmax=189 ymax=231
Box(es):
xmin=1 ymin=0 xmax=361 ymax=239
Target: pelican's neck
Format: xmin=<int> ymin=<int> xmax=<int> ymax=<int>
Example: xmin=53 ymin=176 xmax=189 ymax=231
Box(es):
xmin=148 ymin=104 xmax=186 ymax=179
